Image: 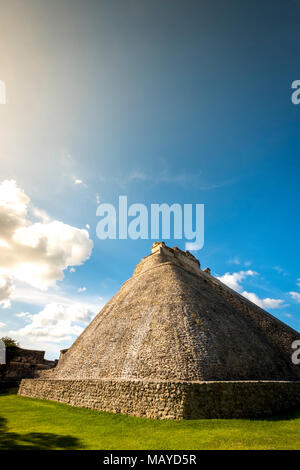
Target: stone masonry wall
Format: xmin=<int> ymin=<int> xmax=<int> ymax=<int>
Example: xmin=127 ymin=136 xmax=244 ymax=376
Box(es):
xmin=0 ymin=347 xmax=57 ymax=383
xmin=19 ymin=379 xmax=300 ymax=419
xmin=19 ymin=379 xmax=186 ymax=419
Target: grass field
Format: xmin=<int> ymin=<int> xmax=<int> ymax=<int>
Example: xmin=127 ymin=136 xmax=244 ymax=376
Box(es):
xmin=1 ymin=389 xmax=300 ymax=450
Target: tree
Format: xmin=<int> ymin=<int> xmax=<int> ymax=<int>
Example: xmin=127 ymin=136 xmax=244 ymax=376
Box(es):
xmin=0 ymin=337 xmax=19 ymax=348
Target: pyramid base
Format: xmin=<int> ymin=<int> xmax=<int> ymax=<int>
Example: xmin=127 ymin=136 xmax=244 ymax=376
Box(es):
xmin=18 ymin=378 xmax=300 ymax=419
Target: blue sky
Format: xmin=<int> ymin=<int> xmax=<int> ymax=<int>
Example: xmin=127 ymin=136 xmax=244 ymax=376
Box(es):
xmin=0 ymin=0 xmax=300 ymax=358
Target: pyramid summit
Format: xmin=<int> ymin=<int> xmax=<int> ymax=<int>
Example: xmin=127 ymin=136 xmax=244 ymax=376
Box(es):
xmin=19 ymin=242 xmax=300 ymax=419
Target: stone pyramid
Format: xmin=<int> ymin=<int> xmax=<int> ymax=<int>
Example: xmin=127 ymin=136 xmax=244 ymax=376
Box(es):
xmin=19 ymin=242 xmax=300 ymax=419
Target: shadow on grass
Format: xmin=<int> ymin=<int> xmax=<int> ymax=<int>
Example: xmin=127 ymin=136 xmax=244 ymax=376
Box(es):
xmin=0 ymin=416 xmax=83 ymax=450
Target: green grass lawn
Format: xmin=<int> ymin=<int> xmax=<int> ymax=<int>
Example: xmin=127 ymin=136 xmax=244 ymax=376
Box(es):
xmin=1 ymin=389 xmax=300 ymax=450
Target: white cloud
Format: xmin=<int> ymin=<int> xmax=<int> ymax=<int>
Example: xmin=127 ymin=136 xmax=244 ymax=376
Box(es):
xmin=126 ymin=169 xmax=231 ymax=188
xmin=15 ymin=312 xmax=31 ymax=319
xmin=9 ymin=286 xmax=102 ymax=352
xmin=273 ymin=266 xmax=288 ymax=276
xmin=69 ymin=267 xmax=76 ymax=273
xmin=228 ymin=257 xmax=241 ymax=265
xmin=185 ymin=242 xmax=202 ymax=252
xmin=85 ymin=224 xmax=90 ymax=230
xmin=217 ymin=269 xmax=283 ymax=310
xmin=78 ymin=286 xmax=87 ymax=293
xmin=217 ymin=270 xmax=257 ymax=292
xmin=9 ymin=302 xmax=96 ymax=344
xmin=0 ymin=274 xmax=14 ymax=308
xmin=290 ymin=292 xmax=300 ymax=303
xmin=72 ymin=176 xmax=88 ymax=188
xmin=228 ymin=257 xmax=252 ymax=267
xmin=0 ymin=179 xmax=30 ymax=233
xmin=0 ymin=80 xmax=6 ymax=105
xmin=73 ymin=178 xmax=83 ymax=185
xmin=0 ymin=322 xmax=6 ymax=328
xmin=262 ymin=297 xmax=284 ymax=309
xmin=11 ymin=284 xmax=102 ymax=312
xmin=0 ymin=180 xmax=93 ymax=291
xmin=297 ymin=278 xmax=300 ymax=288
xmin=96 ymin=193 xmax=100 ymax=204
xmin=31 ymin=206 xmax=51 ymax=223
xmin=241 ymin=291 xmax=284 ymax=309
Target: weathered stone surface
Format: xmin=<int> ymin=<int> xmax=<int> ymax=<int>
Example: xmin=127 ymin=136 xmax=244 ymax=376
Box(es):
xmin=47 ymin=243 xmax=300 ymax=382
xmin=18 ymin=242 xmax=300 ymax=418
xmin=19 ymin=379 xmax=300 ymax=419
xmin=0 ymin=347 xmax=56 ymax=383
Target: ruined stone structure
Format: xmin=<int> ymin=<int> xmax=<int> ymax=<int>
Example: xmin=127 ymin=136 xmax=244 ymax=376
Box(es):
xmin=0 ymin=346 xmax=56 ymax=387
xmin=19 ymin=242 xmax=300 ymax=418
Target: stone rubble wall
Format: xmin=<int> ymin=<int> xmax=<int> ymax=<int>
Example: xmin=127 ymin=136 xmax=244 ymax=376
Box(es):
xmin=132 ymin=245 xmax=200 ymax=279
xmin=18 ymin=379 xmax=300 ymax=419
xmin=0 ymin=347 xmax=57 ymax=383
xmin=19 ymin=379 xmax=186 ymax=419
